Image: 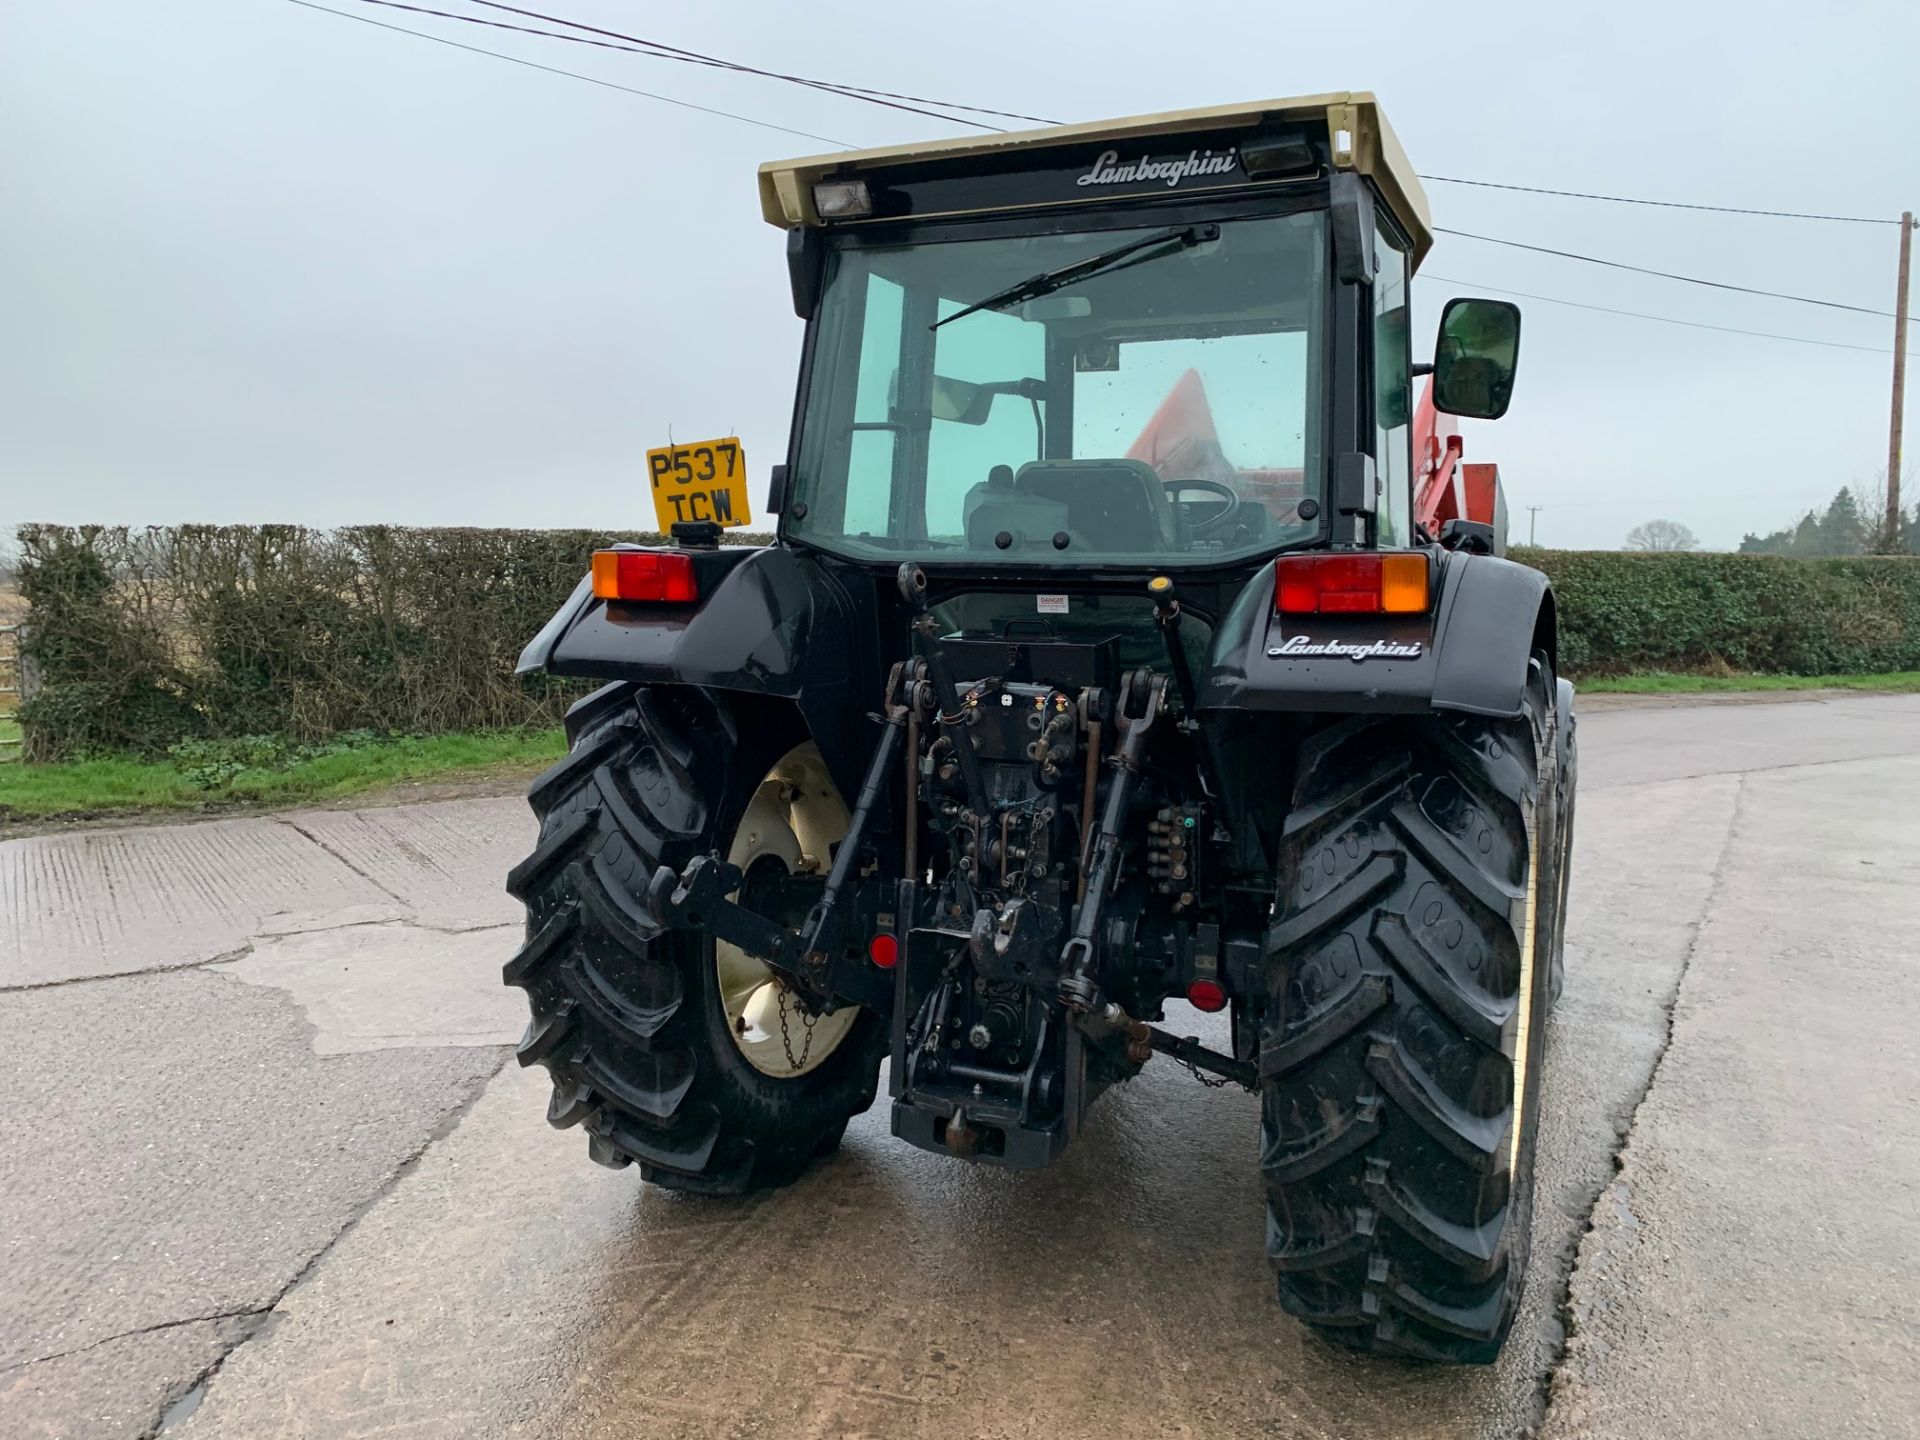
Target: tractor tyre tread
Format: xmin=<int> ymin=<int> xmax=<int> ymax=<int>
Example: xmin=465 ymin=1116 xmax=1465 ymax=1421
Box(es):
xmin=505 ymin=683 xmax=882 ymax=1195
xmin=1260 ymin=654 xmax=1567 ymax=1363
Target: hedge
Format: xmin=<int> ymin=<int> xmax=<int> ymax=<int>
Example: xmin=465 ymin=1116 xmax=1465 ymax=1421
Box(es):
xmin=12 ymin=528 xmax=1917 ymax=760
xmin=1511 ymin=546 xmax=1920 ymax=676
xmin=11 ymin=525 xmax=764 ymax=762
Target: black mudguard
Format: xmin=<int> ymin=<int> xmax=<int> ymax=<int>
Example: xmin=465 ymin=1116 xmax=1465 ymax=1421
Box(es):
xmin=1199 ymin=548 xmax=1554 ymax=720
xmin=516 ymin=547 xmax=875 ymax=798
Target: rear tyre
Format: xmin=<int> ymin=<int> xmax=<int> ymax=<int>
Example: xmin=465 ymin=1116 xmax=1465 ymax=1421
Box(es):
xmin=1259 ymin=653 xmax=1565 ymax=1362
xmin=504 ymin=683 xmax=884 ymax=1194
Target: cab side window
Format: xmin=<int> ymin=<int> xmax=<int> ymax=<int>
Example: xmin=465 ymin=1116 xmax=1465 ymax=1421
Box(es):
xmin=1372 ymin=223 xmax=1412 ymax=546
xmin=843 ymin=273 xmax=905 ymax=537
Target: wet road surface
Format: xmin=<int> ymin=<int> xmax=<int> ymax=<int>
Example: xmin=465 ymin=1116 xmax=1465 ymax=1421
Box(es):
xmin=3 ymin=694 xmax=1917 ymax=1439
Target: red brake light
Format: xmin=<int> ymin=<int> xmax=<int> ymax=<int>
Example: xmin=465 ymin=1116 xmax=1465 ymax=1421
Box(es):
xmin=1275 ymin=554 xmax=1429 ymax=615
xmin=591 ymin=550 xmax=698 ymax=603
xmin=868 ymin=933 xmax=899 ymax=969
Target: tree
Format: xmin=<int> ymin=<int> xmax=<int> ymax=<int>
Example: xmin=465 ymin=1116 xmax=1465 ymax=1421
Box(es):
xmin=1817 ymin=487 xmax=1865 ymax=555
xmin=1739 ymin=473 xmax=1918 ymax=557
xmin=1740 ymin=510 xmax=1809 ymax=554
xmin=1860 ymin=467 xmax=1917 ymax=555
xmin=1624 ymin=519 xmax=1699 ymax=552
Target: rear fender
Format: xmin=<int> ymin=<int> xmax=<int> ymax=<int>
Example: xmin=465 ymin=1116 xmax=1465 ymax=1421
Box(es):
xmin=1198 ymin=549 xmax=1553 ymax=720
xmin=518 ymin=547 xmax=873 ymax=795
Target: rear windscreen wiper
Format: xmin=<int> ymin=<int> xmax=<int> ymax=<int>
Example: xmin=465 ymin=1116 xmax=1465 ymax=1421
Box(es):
xmin=932 ymin=222 xmax=1220 ymax=330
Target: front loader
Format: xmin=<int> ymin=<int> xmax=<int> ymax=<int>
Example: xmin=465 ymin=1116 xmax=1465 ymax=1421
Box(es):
xmin=504 ymin=92 xmax=1576 ymax=1363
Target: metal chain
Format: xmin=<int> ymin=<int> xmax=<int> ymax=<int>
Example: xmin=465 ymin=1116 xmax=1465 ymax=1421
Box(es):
xmin=1178 ymin=1051 xmax=1233 ymax=1088
xmin=1169 ymin=1035 xmax=1238 ymax=1089
xmin=776 ymin=982 xmax=818 ymax=1072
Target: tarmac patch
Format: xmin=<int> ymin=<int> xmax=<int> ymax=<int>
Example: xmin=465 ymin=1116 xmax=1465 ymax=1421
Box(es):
xmin=215 ymin=920 xmax=523 ymax=1055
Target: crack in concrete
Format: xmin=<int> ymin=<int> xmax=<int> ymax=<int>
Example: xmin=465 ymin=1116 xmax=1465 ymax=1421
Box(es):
xmin=275 ymin=817 xmax=411 ymax=905
xmin=1523 ymin=772 xmax=1750 ymax=1437
xmin=0 ymin=1306 xmax=271 ymax=1376
xmin=256 ymin=914 xmax=516 ymax=940
xmin=137 ymin=1047 xmax=514 ymax=1439
xmin=1 ymin=916 xmax=515 ymax=996
xmin=1592 ymin=749 xmax=1920 ymax=792
xmin=0 ymin=942 xmax=257 ymax=995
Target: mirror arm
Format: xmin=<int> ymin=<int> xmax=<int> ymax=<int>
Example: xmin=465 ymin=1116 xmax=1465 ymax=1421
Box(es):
xmin=1410 ymin=362 xmax=1434 ymax=378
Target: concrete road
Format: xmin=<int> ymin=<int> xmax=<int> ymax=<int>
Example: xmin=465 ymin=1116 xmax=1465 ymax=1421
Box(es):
xmin=3 ymin=694 xmax=1917 ymax=1440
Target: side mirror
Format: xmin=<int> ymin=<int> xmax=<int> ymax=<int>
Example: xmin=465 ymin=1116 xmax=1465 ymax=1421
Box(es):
xmin=767 ymin=463 xmax=789 ymax=515
xmin=930 ymin=375 xmax=1045 ymax=425
xmin=931 ymin=375 xmax=997 ymax=425
xmin=1432 ymin=298 xmax=1521 ymax=419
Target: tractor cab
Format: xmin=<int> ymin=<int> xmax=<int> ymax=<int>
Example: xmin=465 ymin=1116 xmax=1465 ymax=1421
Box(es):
xmin=760 ymin=93 xmax=1517 ymax=573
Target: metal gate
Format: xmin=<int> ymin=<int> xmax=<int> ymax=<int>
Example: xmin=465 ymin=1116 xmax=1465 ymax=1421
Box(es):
xmin=0 ymin=623 xmax=22 ymax=758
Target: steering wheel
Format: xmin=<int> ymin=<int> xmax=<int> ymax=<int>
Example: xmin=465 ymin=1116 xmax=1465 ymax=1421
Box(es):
xmin=1163 ymin=477 xmax=1245 ymax=537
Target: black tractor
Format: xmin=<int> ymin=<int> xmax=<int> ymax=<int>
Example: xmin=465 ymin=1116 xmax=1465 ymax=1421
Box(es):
xmin=505 ymin=92 xmax=1576 ymax=1363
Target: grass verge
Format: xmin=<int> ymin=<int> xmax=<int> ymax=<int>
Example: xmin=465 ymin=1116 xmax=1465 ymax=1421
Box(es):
xmin=7 ymin=668 xmax=1914 ymax=820
xmin=0 ymin=727 xmax=565 ymax=822
xmin=1578 ymin=670 xmax=1920 ymax=695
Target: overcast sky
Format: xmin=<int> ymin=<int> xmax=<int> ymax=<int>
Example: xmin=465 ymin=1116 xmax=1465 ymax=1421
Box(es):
xmin=4 ymin=0 xmax=1916 ymax=550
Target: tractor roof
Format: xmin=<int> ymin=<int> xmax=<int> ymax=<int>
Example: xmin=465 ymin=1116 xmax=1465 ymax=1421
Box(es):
xmin=758 ymin=92 xmax=1432 ymax=266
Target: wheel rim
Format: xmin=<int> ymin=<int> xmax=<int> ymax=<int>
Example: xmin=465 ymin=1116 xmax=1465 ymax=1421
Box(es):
xmin=715 ymin=742 xmax=861 ymax=1079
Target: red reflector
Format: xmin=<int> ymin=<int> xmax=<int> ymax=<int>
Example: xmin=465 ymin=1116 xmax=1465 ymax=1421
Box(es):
xmin=1187 ymin=978 xmax=1228 ymax=1012
xmin=591 ymin=549 xmax=698 ymax=603
xmin=1318 ymin=588 xmax=1379 ymax=613
xmin=1275 ymin=567 xmax=1324 ymax=613
xmin=868 ymin=933 xmax=899 ymax=969
xmin=1277 ymin=554 xmax=1381 ymax=614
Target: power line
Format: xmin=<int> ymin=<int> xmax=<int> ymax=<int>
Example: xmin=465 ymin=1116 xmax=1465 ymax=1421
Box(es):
xmin=345 ymin=0 xmax=1042 ymax=125
xmin=1418 ymin=174 xmax=1899 ymax=226
xmin=279 ymin=0 xmax=1918 ymax=247
xmin=331 ymin=0 xmax=993 ymax=130
xmin=318 ymin=3 xmax=1908 ymax=248
xmin=1435 ymin=227 xmax=1916 ymax=324
xmin=463 ymin=0 xmax=1019 ymax=130
xmin=1419 ymin=273 xmax=1893 ymax=354
xmin=443 ymin=13 xmax=1904 ymax=237
xmin=277 ymin=0 xmax=856 ymax=146
xmin=517 ymin=5 xmax=1052 ymax=125
xmin=341 ymin=0 xmax=752 ymax=67
xmin=281 ymin=4 xmax=1914 ymax=343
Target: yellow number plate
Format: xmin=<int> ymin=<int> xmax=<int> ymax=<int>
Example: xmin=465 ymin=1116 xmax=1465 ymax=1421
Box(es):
xmin=645 ymin=437 xmax=751 ymax=531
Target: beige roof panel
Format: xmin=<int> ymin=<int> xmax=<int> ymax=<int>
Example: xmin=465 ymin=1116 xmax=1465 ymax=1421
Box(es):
xmin=758 ymin=92 xmax=1432 ymax=266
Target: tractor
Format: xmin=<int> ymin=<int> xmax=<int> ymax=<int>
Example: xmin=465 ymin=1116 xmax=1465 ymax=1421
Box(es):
xmin=505 ymin=92 xmax=1575 ymax=1363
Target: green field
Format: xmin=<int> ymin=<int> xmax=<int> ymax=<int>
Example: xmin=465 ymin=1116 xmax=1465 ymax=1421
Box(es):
xmin=1579 ymin=671 xmax=1920 ymax=695
xmin=0 ymin=727 xmax=565 ymax=822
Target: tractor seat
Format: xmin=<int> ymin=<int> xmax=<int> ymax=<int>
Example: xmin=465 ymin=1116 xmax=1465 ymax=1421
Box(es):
xmin=963 ymin=464 xmax=1070 ymax=549
xmin=1013 ymin=460 xmax=1175 ymax=553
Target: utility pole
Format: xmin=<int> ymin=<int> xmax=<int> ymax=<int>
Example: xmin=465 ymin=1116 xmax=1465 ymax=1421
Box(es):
xmin=1527 ymin=505 xmax=1542 ymax=546
xmin=1889 ymin=210 xmax=1913 ymax=549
